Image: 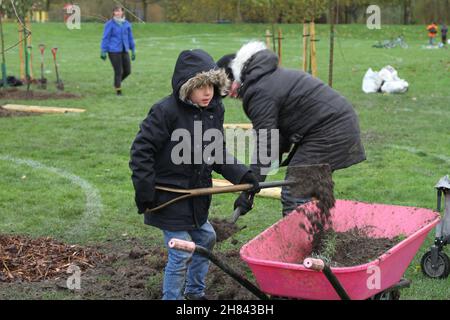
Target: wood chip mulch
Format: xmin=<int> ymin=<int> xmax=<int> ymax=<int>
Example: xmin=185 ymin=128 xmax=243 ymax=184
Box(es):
xmin=0 ymin=235 xmax=103 ymax=282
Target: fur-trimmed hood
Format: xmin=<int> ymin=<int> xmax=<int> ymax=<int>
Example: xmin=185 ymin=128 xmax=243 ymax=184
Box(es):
xmin=172 ymin=49 xmax=229 ymax=104
xmin=231 ymin=41 xmax=268 ymax=83
xmin=179 ymin=69 xmax=229 ymax=103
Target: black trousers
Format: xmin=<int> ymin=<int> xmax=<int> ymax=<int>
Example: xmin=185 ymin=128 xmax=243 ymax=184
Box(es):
xmin=108 ymin=52 xmax=131 ymax=89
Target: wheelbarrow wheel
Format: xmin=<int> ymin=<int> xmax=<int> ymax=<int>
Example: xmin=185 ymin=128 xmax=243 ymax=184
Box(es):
xmin=421 ymin=251 xmax=450 ymax=279
xmin=371 ymin=290 xmax=401 ymax=300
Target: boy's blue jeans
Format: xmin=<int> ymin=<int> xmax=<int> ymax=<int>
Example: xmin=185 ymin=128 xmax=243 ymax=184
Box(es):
xmin=162 ymin=221 xmax=216 ymax=300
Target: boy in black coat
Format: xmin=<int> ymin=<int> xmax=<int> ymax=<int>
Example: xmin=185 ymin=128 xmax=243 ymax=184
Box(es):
xmin=130 ymin=49 xmax=257 ymax=300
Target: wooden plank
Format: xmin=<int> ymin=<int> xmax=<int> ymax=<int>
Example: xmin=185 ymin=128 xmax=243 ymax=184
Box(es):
xmin=212 ymin=179 xmax=281 ymax=200
xmin=223 ymin=123 xmax=253 ymax=130
xmin=310 ymin=21 xmax=318 ymax=77
xmin=2 ymin=104 xmax=86 ymax=114
xmin=302 ymin=21 xmax=309 ymax=72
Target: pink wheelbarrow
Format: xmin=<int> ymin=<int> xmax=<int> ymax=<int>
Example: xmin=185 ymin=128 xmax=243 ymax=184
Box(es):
xmin=170 ymin=200 xmax=440 ymax=300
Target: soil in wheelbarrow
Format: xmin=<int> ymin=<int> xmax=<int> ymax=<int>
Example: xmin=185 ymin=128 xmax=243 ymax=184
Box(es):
xmin=0 ymin=235 xmax=255 ymax=300
xmin=309 ymin=227 xmax=403 ymax=267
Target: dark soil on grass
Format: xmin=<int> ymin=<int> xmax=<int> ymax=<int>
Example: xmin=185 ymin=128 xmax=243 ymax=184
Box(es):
xmin=0 ymin=106 xmax=37 ymax=118
xmin=0 ymin=88 xmax=80 ymax=100
xmin=210 ymin=218 xmax=241 ymax=243
xmin=309 ymin=227 xmax=402 ymax=267
xmin=0 ymin=235 xmax=254 ymax=300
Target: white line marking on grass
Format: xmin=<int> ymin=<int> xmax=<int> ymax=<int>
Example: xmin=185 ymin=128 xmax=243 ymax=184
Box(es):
xmin=0 ymin=155 xmax=103 ymax=238
xmin=388 ymin=145 xmax=450 ymax=164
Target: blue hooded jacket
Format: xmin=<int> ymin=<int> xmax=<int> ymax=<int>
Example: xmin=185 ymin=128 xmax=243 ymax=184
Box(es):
xmin=101 ymin=19 xmax=135 ymax=53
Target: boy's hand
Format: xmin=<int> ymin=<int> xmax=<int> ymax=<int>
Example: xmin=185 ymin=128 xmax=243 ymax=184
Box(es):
xmin=239 ymin=172 xmax=260 ymax=193
xmin=233 ymin=192 xmax=255 ymax=216
xmin=100 ymin=52 xmax=107 ymax=61
xmin=131 ymin=51 xmax=136 ymax=61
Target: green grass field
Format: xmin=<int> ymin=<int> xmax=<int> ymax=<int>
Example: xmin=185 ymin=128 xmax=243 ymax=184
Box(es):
xmin=0 ymin=22 xmax=449 ymax=300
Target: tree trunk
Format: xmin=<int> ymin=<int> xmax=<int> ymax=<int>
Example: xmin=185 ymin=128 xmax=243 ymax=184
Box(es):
xmin=142 ymin=0 xmax=148 ymax=22
xmin=236 ymin=0 xmax=242 ymax=23
xmin=45 ymin=0 xmax=51 ymax=12
xmin=403 ymin=0 xmax=412 ymax=25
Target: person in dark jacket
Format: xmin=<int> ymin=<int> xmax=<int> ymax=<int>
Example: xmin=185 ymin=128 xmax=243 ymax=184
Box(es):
xmin=218 ymin=42 xmax=366 ymax=217
xmin=441 ymin=23 xmax=448 ymax=46
xmin=129 ymin=49 xmax=257 ymax=300
xmin=100 ymin=6 xmax=136 ymax=96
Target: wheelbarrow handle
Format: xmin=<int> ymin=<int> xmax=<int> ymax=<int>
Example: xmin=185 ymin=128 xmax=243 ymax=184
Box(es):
xmin=303 ymin=258 xmax=325 ymax=271
xmin=303 ymin=257 xmax=351 ymax=300
xmin=169 ymin=238 xmax=269 ymax=300
xmin=168 ymin=238 xmax=196 ymax=253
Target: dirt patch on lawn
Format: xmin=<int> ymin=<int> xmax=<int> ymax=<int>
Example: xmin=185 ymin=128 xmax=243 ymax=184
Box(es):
xmin=210 ymin=218 xmax=241 ymax=243
xmin=0 ymin=106 xmax=37 ymax=118
xmin=309 ymin=227 xmax=402 ymax=267
xmin=0 ymin=236 xmax=255 ymax=300
xmin=0 ymin=88 xmax=80 ymax=101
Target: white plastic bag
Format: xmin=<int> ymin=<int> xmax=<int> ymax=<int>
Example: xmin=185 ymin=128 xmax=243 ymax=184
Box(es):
xmin=379 ymin=65 xmax=398 ymax=82
xmin=381 ymin=79 xmax=409 ymax=94
xmin=362 ymin=68 xmax=382 ymax=93
xmin=363 ymin=65 xmax=409 ymax=94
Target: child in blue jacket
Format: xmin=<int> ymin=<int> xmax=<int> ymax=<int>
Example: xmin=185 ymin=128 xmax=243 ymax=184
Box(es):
xmin=100 ymin=6 xmax=136 ymax=96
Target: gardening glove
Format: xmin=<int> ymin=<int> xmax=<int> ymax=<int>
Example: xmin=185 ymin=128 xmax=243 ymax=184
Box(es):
xmin=239 ymin=172 xmax=261 ymax=193
xmin=131 ymin=51 xmax=136 ymax=61
xmin=233 ymin=192 xmax=255 ymax=216
xmin=100 ymin=52 xmax=107 ymax=61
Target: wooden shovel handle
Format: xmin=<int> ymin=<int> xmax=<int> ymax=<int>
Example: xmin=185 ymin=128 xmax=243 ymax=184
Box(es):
xmin=148 ymin=184 xmax=254 ymax=213
xmin=149 ymin=180 xmax=296 ymax=213
xmin=156 ymin=184 xmax=254 ymax=196
xmin=51 ymin=48 xmax=57 ymax=59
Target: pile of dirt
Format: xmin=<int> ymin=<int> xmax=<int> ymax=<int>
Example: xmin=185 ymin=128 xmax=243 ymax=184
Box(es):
xmin=0 ymin=106 xmax=37 ymax=118
xmin=310 ymin=227 xmax=401 ymax=267
xmin=0 ymin=88 xmax=80 ymax=100
xmin=210 ymin=218 xmax=241 ymax=242
xmin=0 ymin=235 xmax=103 ymax=282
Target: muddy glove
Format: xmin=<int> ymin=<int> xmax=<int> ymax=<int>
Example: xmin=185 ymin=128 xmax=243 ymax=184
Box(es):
xmin=239 ymin=172 xmax=261 ymax=193
xmin=100 ymin=51 xmax=107 ymax=61
xmin=234 ymin=192 xmax=255 ymax=216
